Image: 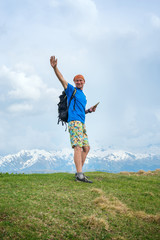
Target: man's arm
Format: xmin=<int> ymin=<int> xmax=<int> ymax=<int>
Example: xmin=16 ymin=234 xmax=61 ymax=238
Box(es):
xmin=50 ymin=56 xmax=68 ymax=89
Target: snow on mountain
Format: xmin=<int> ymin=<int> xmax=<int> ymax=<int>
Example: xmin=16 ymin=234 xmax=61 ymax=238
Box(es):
xmin=0 ymin=148 xmax=160 ymax=173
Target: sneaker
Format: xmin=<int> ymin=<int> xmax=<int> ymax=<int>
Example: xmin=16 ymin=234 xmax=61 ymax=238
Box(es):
xmin=76 ymin=175 xmax=93 ymax=183
xmin=75 ymin=173 xmax=90 ymax=178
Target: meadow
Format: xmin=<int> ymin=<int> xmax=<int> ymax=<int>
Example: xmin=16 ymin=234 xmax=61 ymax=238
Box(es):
xmin=0 ymin=170 xmax=160 ymax=240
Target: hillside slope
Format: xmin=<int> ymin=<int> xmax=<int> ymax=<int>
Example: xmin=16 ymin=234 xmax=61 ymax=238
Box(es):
xmin=0 ymin=171 xmax=160 ymax=240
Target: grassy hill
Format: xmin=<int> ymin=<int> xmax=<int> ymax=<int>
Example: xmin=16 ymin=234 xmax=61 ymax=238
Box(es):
xmin=0 ymin=170 xmax=160 ymax=240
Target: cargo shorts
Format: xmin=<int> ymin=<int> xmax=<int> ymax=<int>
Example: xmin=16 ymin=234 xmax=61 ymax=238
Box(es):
xmin=68 ymin=121 xmax=89 ymax=148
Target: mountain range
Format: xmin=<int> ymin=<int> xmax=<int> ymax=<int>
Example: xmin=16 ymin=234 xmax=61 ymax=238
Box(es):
xmin=0 ymin=148 xmax=160 ymax=173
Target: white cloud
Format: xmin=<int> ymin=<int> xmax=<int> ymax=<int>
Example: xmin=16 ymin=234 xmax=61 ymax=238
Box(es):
xmin=67 ymin=0 xmax=98 ymax=19
xmin=0 ymin=64 xmax=60 ymax=114
xmin=49 ymin=0 xmax=62 ymax=8
xmin=71 ymin=0 xmax=98 ymax=39
xmin=48 ymin=0 xmax=99 ymax=40
xmin=0 ymin=65 xmax=44 ymax=100
xmin=155 ymin=109 xmax=160 ymax=122
xmin=49 ymin=0 xmax=98 ymax=20
xmin=8 ymin=103 xmax=33 ymax=113
xmin=14 ymin=63 xmax=35 ymax=74
xmin=151 ymin=14 xmax=160 ymax=28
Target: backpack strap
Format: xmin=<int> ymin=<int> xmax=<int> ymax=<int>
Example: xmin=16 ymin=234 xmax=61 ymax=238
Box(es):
xmin=68 ymin=88 xmax=76 ymax=110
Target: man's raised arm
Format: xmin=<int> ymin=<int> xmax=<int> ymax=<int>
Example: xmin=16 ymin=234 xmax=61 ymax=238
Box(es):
xmin=50 ymin=56 xmax=68 ymax=89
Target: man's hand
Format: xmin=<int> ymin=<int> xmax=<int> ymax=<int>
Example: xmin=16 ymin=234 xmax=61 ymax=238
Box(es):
xmin=90 ymin=106 xmax=97 ymax=112
xmin=50 ymin=56 xmax=57 ymax=69
xmin=86 ymin=103 xmax=99 ymax=114
xmin=90 ymin=102 xmax=100 ymax=112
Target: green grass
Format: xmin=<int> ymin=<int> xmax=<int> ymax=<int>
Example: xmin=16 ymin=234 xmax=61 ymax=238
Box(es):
xmin=0 ymin=171 xmax=160 ymax=240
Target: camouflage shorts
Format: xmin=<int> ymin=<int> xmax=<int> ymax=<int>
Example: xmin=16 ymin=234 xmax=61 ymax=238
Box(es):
xmin=68 ymin=121 xmax=89 ymax=148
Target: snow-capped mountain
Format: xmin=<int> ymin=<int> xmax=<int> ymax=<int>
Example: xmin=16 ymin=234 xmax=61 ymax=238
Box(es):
xmin=0 ymin=148 xmax=160 ymax=173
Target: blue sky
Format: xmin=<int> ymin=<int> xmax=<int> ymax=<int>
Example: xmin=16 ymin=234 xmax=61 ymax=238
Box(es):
xmin=0 ymin=0 xmax=160 ymax=155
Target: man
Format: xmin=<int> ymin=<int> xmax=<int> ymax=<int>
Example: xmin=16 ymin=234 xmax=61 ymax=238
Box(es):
xmin=50 ymin=56 xmax=97 ymax=183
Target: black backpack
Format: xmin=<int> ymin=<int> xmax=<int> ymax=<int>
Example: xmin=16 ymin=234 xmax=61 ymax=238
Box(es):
xmin=57 ymin=88 xmax=76 ymax=127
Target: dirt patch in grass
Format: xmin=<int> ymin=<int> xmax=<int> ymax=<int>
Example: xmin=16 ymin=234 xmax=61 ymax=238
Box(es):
xmin=91 ymin=188 xmax=160 ymax=223
xmin=0 ymin=213 xmax=8 ymax=222
xmin=120 ymin=169 xmax=160 ymax=176
xmin=134 ymin=211 xmax=160 ymax=223
xmin=93 ymin=195 xmax=129 ymax=215
xmin=119 ymin=171 xmax=131 ymax=175
xmin=82 ymin=215 xmax=109 ymax=231
xmin=142 ymin=191 xmax=155 ymax=197
xmin=91 ymin=188 xmax=129 ymax=215
xmin=112 ymin=237 xmax=127 ymax=240
xmin=91 ymin=188 xmax=104 ymax=195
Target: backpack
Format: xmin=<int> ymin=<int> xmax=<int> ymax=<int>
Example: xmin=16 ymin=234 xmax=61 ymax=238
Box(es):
xmin=57 ymin=88 xmax=76 ymax=128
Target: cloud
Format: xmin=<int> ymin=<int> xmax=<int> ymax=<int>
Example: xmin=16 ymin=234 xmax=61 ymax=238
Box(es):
xmin=8 ymin=103 xmax=33 ymax=113
xmin=49 ymin=0 xmax=98 ymax=23
xmin=0 ymin=64 xmax=60 ymax=115
xmin=49 ymin=0 xmax=62 ymax=8
xmin=155 ymin=108 xmax=160 ymax=122
xmin=67 ymin=0 xmax=98 ymax=19
xmin=70 ymin=0 xmax=98 ymax=40
xmin=49 ymin=0 xmax=99 ymax=40
xmin=151 ymin=14 xmax=160 ymax=28
xmin=0 ymin=122 xmax=56 ymax=155
xmin=0 ymin=65 xmax=44 ymax=100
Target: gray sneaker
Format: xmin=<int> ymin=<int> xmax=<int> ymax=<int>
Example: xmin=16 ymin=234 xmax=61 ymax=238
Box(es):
xmin=76 ymin=175 xmax=93 ymax=183
xmin=75 ymin=173 xmax=90 ymax=179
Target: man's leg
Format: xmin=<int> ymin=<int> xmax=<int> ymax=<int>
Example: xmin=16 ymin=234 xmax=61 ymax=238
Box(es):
xmin=74 ymin=145 xmax=92 ymax=183
xmin=68 ymin=121 xmax=83 ymax=173
xmin=81 ymin=146 xmax=90 ymax=167
xmin=68 ymin=121 xmax=92 ymax=182
xmin=74 ymin=146 xmax=83 ymax=173
xmin=81 ymin=123 xmax=90 ymax=168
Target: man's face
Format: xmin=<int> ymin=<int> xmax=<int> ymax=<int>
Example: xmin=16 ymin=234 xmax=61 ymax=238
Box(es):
xmin=74 ymin=78 xmax=85 ymax=90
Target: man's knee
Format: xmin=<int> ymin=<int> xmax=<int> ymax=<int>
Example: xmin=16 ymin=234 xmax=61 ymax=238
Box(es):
xmin=83 ymin=145 xmax=90 ymax=153
xmin=74 ymin=146 xmax=82 ymax=152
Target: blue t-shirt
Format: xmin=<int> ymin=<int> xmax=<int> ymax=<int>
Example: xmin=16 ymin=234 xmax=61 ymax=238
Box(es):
xmin=65 ymin=83 xmax=87 ymax=124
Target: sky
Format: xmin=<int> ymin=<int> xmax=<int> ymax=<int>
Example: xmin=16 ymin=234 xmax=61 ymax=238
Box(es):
xmin=0 ymin=0 xmax=160 ymax=155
